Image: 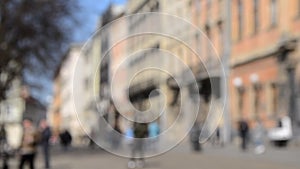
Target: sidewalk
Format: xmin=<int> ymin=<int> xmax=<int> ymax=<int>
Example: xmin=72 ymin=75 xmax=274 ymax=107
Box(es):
xmin=3 ymin=142 xmax=300 ymax=169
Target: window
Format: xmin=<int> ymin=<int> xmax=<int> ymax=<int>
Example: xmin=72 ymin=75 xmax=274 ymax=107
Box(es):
xmin=270 ymin=0 xmax=278 ymax=27
xmin=85 ymin=78 xmax=89 ymax=90
xmin=253 ymin=0 xmax=259 ymax=34
xmin=237 ymin=0 xmax=243 ymax=40
xmin=217 ymin=21 xmax=224 ymax=55
xmin=205 ymin=24 xmax=212 ymax=62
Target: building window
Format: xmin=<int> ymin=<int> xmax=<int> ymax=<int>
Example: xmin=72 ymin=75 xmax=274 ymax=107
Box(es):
xmin=217 ymin=20 xmax=224 ymax=55
xmin=85 ymin=78 xmax=89 ymax=90
xmin=253 ymin=0 xmax=259 ymax=34
xmin=237 ymin=0 xmax=243 ymax=40
xmin=205 ymin=24 xmax=211 ymax=60
xmin=270 ymin=0 xmax=278 ymax=27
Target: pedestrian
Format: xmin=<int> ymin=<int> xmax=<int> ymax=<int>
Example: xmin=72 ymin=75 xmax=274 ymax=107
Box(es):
xmin=189 ymin=122 xmax=201 ymax=151
xmin=253 ymin=119 xmax=265 ymax=154
xmin=128 ymin=120 xmax=148 ymax=169
xmin=0 ymin=125 xmax=9 ymax=169
xmin=59 ymin=130 xmax=72 ymax=151
xmin=125 ymin=126 xmax=134 ymax=146
xmin=111 ymin=119 xmax=122 ymax=150
xmin=216 ymin=127 xmax=221 ymax=145
xmin=238 ymin=118 xmax=249 ymax=151
xmin=39 ymin=119 xmax=52 ymax=169
xmin=212 ymin=126 xmax=221 ymax=147
xmin=18 ymin=118 xmax=39 ymax=169
xmin=89 ymin=128 xmax=96 ymax=149
xmin=148 ymin=121 xmax=160 ymax=151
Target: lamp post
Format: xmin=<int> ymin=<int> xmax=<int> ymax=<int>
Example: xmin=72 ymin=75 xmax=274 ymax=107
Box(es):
xmin=250 ymin=73 xmax=261 ymax=120
xmin=233 ymin=77 xmax=244 ymax=119
xmin=287 ymin=66 xmax=296 ymax=132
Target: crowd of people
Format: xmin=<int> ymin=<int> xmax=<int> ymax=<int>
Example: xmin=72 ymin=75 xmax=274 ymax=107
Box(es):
xmin=0 ymin=112 xmax=290 ymax=169
xmin=188 ymin=118 xmax=270 ymax=155
xmin=0 ymin=118 xmax=73 ymax=169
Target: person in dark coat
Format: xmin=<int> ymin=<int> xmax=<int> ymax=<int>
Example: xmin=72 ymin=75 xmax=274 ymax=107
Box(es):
xmin=0 ymin=125 xmax=9 ymax=169
xmin=238 ymin=118 xmax=249 ymax=151
xmin=59 ymin=130 xmax=72 ymax=151
xmin=190 ymin=122 xmax=201 ymax=151
xmin=39 ymin=119 xmax=52 ymax=169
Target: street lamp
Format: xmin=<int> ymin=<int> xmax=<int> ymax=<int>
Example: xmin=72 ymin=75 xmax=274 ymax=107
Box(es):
xmin=233 ymin=77 xmax=243 ymax=88
xmin=233 ymin=77 xmax=244 ymax=119
xmin=250 ymin=73 xmax=261 ymax=90
xmin=250 ymin=73 xmax=259 ymax=85
xmin=250 ymin=73 xmax=261 ymax=120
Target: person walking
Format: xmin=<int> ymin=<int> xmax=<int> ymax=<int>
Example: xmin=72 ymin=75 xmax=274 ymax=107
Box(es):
xmin=238 ymin=118 xmax=249 ymax=151
xmin=190 ymin=122 xmax=201 ymax=151
xmin=59 ymin=130 xmax=72 ymax=151
xmin=125 ymin=126 xmax=134 ymax=147
xmin=111 ymin=120 xmax=122 ymax=150
xmin=19 ymin=118 xmax=39 ymax=169
xmin=253 ymin=119 xmax=265 ymax=154
xmin=39 ymin=119 xmax=52 ymax=169
xmin=148 ymin=121 xmax=160 ymax=152
xmin=128 ymin=121 xmax=148 ymax=169
xmin=0 ymin=125 xmax=9 ymax=169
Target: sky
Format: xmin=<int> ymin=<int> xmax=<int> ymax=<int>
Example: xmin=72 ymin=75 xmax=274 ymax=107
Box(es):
xmin=74 ymin=0 xmax=127 ymax=42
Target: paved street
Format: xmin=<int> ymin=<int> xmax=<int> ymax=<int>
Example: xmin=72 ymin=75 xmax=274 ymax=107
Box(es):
xmin=5 ymin=142 xmax=300 ymax=169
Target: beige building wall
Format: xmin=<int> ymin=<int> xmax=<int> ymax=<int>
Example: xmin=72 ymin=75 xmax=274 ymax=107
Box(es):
xmin=0 ymin=79 xmax=24 ymax=148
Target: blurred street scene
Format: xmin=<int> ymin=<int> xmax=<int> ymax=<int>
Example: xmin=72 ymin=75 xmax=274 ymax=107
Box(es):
xmin=1 ymin=0 xmax=300 ymax=169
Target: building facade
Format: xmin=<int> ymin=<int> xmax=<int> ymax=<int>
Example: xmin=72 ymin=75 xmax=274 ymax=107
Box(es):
xmin=49 ymin=43 xmax=99 ymax=145
xmin=230 ymin=0 xmax=300 ymax=137
xmin=51 ymin=0 xmax=300 ymax=146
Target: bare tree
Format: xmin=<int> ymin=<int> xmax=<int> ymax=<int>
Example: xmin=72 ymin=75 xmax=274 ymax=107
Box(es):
xmin=0 ymin=0 xmax=78 ymax=101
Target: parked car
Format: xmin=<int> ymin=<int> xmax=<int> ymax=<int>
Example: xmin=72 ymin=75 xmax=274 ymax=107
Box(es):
xmin=268 ymin=116 xmax=293 ymax=147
